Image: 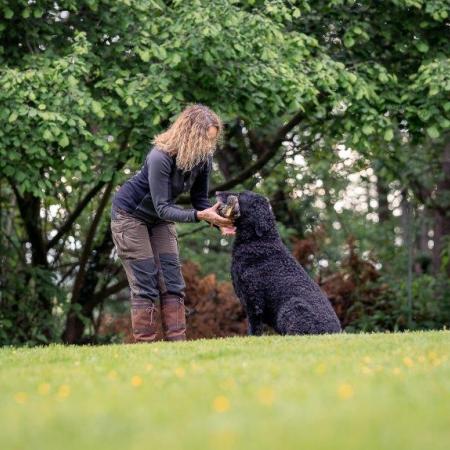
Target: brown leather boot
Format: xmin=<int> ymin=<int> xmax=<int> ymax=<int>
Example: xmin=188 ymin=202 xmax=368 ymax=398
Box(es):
xmin=161 ymin=295 xmax=186 ymax=341
xmin=130 ymin=299 xmax=159 ymax=343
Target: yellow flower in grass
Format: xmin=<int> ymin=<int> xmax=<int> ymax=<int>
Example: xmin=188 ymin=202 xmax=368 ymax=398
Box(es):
xmin=427 ymin=351 xmax=446 ymax=367
xmin=362 ymin=356 xmax=372 ymax=364
xmin=392 ymin=367 xmax=402 ymax=376
xmin=209 ymin=429 xmax=237 ymax=450
xmin=337 ymin=383 xmax=354 ymax=400
xmin=38 ymin=383 xmax=50 ymax=395
xmin=257 ymin=387 xmax=275 ymax=406
xmin=131 ymin=376 xmax=143 ymax=387
xmin=14 ymin=392 xmax=28 ymax=404
xmin=175 ymin=367 xmax=185 ymax=378
xmin=145 ymin=364 xmax=153 ymax=372
xmin=432 ymin=356 xmax=446 ymax=367
xmin=57 ymin=385 xmax=71 ymax=399
xmin=213 ymin=395 xmax=230 ymax=413
xmin=315 ymin=363 xmax=326 ymax=375
xmin=107 ymin=370 xmax=118 ymax=381
xmin=403 ymin=357 xmax=414 ymax=368
xmin=220 ymin=378 xmax=236 ymax=391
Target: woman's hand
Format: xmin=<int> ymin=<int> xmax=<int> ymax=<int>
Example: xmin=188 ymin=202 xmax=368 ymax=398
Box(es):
xmin=197 ymin=203 xmax=234 ymax=228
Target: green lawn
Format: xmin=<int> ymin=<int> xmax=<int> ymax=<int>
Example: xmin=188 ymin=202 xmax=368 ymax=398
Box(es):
xmin=1 ymin=331 xmax=449 ymax=450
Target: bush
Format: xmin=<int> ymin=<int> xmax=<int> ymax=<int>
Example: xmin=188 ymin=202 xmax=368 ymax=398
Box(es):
xmin=0 ymin=266 xmax=64 ymax=346
xmin=345 ymin=275 xmax=450 ymax=332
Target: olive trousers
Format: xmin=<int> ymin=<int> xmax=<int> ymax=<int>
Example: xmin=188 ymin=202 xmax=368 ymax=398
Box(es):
xmin=110 ymin=206 xmax=186 ymax=342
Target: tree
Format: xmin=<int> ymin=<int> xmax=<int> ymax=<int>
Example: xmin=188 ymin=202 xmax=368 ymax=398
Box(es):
xmin=0 ymin=0 xmax=361 ymax=343
xmin=1 ymin=0 xmax=448 ymax=344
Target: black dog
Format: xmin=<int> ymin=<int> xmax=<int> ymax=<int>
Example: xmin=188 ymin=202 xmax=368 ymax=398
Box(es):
xmin=217 ymin=191 xmax=341 ymax=336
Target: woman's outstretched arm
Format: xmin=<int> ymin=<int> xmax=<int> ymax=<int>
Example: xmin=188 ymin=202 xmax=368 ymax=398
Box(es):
xmin=148 ymin=151 xmax=232 ymax=227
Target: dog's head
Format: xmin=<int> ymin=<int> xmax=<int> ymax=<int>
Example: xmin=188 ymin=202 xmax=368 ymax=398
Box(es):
xmin=216 ymin=190 xmax=275 ymax=238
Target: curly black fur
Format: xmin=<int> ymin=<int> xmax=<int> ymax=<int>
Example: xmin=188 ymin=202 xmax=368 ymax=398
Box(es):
xmin=219 ymin=190 xmax=341 ymax=336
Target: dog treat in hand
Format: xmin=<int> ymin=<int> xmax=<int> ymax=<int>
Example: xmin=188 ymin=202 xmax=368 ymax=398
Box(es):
xmin=218 ymin=195 xmax=240 ymax=221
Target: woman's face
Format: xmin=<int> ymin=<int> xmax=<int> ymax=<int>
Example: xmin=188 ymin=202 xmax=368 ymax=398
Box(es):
xmin=207 ymin=126 xmax=218 ymax=142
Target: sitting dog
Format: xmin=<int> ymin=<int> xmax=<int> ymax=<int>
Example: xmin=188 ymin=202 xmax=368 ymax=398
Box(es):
xmin=217 ymin=190 xmax=341 ymax=336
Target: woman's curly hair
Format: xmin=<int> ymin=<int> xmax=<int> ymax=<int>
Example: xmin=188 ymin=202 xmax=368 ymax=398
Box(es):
xmin=153 ymin=104 xmax=223 ymax=171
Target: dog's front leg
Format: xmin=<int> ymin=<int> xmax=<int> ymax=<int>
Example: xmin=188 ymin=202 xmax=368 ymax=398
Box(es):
xmin=247 ymin=306 xmax=264 ymax=336
xmin=248 ymin=318 xmax=263 ymax=336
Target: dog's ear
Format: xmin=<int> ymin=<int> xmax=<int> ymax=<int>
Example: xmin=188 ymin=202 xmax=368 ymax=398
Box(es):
xmin=250 ymin=196 xmax=273 ymax=237
xmin=255 ymin=220 xmax=270 ymax=237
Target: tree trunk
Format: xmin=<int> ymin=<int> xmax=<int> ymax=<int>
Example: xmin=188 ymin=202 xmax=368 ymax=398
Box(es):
xmin=376 ymin=170 xmax=390 ymax=223
xmin=432 ymin=141 xmax=450 ymax=275
xmin=10 ymin=188 xmax=55 ymax=339
xmin=62 ymin=226 xmax=117 ymax=343
xmin=15 ymin=191 xmax=48 ymax=268
xmin=415 ymin=207 xmax=432 ymax=274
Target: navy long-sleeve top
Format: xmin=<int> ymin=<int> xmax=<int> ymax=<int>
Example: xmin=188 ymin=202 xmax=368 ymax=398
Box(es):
xmin=112 ymin=147 xmax=212 ymax=225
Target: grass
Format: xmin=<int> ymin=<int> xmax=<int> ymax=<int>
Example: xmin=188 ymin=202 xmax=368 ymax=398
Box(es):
xmin=1 ymin=331 xmax=449 ymax=450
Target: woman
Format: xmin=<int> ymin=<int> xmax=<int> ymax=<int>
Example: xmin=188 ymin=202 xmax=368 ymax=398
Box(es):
xmin=110 ymin=104 xmax=234 ymax=343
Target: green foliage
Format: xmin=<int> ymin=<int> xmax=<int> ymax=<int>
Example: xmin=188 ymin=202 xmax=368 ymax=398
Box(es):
xmin=346 ymin=275 xmax=450 ymax=333
xmin=0 ymin=34 xmax=106 ymax=196
xmin=1 ymin=0 xmax=449 ymax=344
xmin=0 ymin=265 xmax=64 ymax=346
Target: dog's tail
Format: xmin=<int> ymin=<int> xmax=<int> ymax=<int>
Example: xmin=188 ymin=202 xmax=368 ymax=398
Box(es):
xmin=276 ymin=295 xmax=341 ymax=335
